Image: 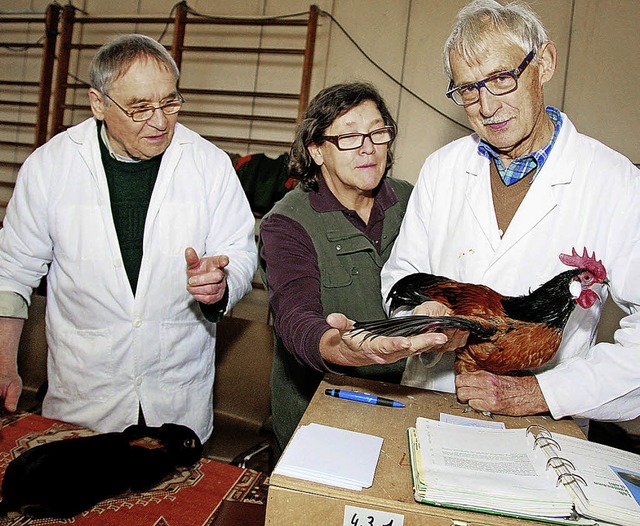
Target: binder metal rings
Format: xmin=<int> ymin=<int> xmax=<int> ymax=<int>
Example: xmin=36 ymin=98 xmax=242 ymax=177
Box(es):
xmin=556 ymin=472 xmax=588 ymax=488
xmin=535 ymin=436 xmax=561 ymax=450
xmin=525 ymin=425 xmax=563 ymax=451
xmin=546 ymin=456 xmax=575 ymax=471
xmin=525 ymin=426 xmax=589 ymax=489
xmin=525 ymin=424 xmax=552 ymax=438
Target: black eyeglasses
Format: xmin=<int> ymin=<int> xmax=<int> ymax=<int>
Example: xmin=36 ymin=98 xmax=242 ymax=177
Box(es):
xmin=446 ymin=49 xmax=536 ymax=107
xmin=322 ymin=126 xmax=395 ymax=151
xmin=104 ymin=92 xmax=184 ymax=122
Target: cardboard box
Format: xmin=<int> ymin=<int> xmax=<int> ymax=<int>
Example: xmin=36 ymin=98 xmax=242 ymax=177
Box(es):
xmin=266 ymin=374 xmax=586 ymax=526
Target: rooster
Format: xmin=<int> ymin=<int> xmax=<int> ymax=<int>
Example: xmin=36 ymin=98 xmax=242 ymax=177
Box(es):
xmin=353 ymin=248 xmax=607 ymax=376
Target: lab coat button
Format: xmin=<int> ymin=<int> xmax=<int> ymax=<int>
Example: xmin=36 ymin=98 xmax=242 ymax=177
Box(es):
xmin=135 ymin=376 xmax=142 ymax=386
xmin=134 ymin=319 xmax=142 ymax=328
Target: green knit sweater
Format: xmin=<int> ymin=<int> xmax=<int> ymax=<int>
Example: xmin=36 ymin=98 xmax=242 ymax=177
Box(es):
xmin=98 ymin=125 xmax=161 ymax=295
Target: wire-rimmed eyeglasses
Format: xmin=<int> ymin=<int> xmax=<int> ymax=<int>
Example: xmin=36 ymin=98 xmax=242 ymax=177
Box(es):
xmin=322 ymin=126 xmax=395 ymax=151
xmin=446 ymin=49 xmax=536 ymax=107
xmin=104 ymin=92 xmax=185 ymax=122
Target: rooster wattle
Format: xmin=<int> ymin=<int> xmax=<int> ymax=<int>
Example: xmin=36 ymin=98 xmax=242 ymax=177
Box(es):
xmin=353 ymin=248 xmax=607 ymax=376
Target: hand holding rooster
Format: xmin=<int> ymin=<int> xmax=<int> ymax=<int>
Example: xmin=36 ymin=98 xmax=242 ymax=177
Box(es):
xmin=455 ymin=370 xmax=549 ymax=416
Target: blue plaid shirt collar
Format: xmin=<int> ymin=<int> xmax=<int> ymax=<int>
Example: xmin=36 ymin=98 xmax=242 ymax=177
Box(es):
xmin=478 ymin=106 xmax=563 ymax=186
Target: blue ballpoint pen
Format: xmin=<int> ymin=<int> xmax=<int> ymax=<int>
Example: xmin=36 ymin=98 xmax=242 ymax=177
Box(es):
xmin=324 ymin=388 xmax=405 ymax=408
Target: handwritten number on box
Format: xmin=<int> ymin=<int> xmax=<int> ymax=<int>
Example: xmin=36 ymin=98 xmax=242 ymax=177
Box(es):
xmin=344 ymin=506 xmax=404 ymax=526
xmin=350 ymin=513 xmax=390 ymax=526
xmin=350 ymin=513 xmax=387 ymax=526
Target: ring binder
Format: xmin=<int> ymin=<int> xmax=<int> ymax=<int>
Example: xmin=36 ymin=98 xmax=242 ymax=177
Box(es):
xmin=410 ymin=417 xmax=640 ymax=526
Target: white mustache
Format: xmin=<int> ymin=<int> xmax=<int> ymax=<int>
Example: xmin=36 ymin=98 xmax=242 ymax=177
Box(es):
xmin=482 ymin=116 xmax=511 ymax=125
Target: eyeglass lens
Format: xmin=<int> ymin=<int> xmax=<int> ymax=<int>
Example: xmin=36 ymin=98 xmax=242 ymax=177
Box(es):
xmin=131 ymin=100 xmax=183 ymax=121
xmin=336 ymin=127 xmax=393 ymax=150
xmin=452 ymin=73 xmax=517 ymax=105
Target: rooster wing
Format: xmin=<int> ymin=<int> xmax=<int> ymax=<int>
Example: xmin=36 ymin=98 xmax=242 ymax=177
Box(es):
xmin=455 ymin=319 xmax=563 ymax=375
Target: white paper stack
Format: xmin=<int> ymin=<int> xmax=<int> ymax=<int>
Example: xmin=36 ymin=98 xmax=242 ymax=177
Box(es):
xmin=273 ymin=423 xmax=383 ymax=491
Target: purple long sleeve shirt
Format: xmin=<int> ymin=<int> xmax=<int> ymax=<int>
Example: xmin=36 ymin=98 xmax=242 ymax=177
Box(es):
xmin=259 ymin=177 xmax=399 ymax=372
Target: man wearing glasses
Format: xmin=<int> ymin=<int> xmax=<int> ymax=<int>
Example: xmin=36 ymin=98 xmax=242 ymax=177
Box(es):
xmin=380 ymin=0 xmax=640 ymax=423
xmin=0 ymin=34 xmax=257 ymax=443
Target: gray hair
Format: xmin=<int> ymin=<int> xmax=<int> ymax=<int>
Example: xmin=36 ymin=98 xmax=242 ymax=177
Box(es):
xmin=89 ymin=34 xmax=179 ymax=95
xmin=443 ymin=0 xmax=549 ymax=81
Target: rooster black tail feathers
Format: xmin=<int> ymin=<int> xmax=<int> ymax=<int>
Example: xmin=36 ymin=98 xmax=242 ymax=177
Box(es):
xmin=352 ymin=315 xmax=496 ymax=340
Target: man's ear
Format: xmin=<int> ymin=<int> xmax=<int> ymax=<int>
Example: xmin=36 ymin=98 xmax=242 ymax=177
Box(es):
xmin=88 ymin=88 xmax=106 ymax=120
xmin=307 ymin=143 xmax=324 ymax=167
xmin=537 ymin=41 xmax=557 ymax=85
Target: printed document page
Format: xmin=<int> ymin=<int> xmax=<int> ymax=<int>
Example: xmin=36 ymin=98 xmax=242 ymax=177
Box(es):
xmin=416 ymin=417 xmax=572 ymax=517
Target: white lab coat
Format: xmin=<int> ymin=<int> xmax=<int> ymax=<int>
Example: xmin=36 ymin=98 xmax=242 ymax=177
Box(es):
xmin=382 ymin=113 xmax=640 ymax=422
xmin=0 ymin=118 xmax=258 ymax=441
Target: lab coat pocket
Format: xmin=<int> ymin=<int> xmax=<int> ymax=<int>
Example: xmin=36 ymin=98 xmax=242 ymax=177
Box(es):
xmin=50 ymin=327 xmax=114 ymax=401
xmin=159 ymin=320 xmax=214 ymax=391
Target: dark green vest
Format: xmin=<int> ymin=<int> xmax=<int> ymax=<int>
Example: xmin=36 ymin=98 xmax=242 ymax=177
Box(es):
xmin=260 ymin=178 xmax=413 ymax=451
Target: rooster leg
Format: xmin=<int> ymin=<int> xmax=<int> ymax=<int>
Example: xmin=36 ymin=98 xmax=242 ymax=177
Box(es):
xmin=462 ymin=406 xmax=494 ymax=418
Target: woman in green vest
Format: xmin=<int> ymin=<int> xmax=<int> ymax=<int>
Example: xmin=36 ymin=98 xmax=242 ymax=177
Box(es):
xmin=260 ymin=82 xmax=447 ymax=456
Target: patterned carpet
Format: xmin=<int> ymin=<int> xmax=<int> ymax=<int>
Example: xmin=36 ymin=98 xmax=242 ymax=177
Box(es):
xmin=0 ymin=413 xmax=269 ymax=526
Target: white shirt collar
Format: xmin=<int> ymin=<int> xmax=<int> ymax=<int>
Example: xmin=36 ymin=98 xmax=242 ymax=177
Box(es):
xmin=100 ymin=122 xmax=140 ymax=163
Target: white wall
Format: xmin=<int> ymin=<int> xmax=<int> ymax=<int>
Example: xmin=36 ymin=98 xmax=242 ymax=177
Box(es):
xmin=0 ymin=0 xmax=637 ymax=184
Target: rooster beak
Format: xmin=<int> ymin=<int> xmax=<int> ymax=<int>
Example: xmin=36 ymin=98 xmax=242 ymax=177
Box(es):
xmin=592 ymin=280 xmax=609 ymax=305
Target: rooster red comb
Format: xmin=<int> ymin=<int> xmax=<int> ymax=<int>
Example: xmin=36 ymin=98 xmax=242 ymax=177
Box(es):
xmin=559 ymin=248 xmax=607 ymax=281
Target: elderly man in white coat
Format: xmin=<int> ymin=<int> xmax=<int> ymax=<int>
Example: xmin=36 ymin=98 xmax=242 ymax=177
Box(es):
xmin=0 ymin=34 xmax=257 ymax=443
xmin=378 ymin=0 xmax=640 ymax=422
